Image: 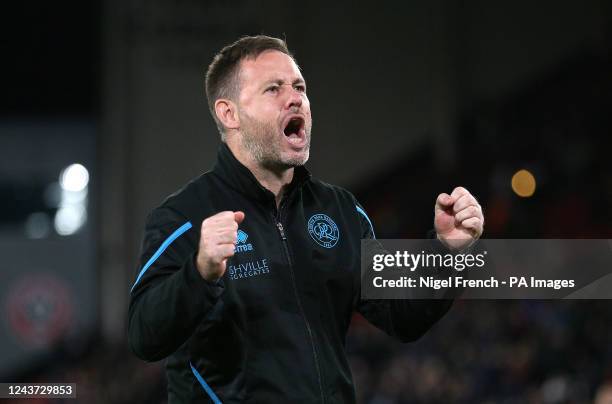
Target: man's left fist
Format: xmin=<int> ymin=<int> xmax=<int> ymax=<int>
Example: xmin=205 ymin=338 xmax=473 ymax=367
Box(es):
xmin=434 ymin=186 xmax=484 ymax=251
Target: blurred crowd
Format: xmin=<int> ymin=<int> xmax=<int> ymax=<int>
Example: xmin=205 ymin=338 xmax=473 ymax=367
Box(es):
xmin=347 ymin=301 xmax=612 ymax=404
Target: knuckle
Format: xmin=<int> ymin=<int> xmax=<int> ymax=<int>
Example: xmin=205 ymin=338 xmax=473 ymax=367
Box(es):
xmin=211 ymin=211 xmax=229 ymax=221
xmin=458 ymin=188 xmax=465 ymax=195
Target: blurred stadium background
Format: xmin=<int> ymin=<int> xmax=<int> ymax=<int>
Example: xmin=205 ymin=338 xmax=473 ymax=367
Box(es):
xmin=1 ymin=1 xmax=611 ymax=403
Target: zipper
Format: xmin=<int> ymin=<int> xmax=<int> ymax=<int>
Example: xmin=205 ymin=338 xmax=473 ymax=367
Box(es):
xmin=274 ymin=204 xmax=325 ymax=404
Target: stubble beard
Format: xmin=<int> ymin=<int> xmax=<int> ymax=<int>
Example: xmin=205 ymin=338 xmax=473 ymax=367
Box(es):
xmin=239 ymin=110 xmax=311 ymax=171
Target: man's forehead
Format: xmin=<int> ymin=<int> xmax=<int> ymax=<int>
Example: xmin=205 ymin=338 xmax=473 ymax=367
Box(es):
xmin=239 ymin=50 xmax=304 ymax=84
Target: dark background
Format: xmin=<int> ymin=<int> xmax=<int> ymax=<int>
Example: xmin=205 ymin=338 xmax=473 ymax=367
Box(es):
xmin=1 ymin=1 xmax=611 ymax=403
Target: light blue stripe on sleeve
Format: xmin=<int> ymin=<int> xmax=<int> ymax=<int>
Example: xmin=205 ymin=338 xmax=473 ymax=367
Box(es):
xmin=356 ymin=205 xmax=376 ymax=239
xmin=190 ymin=361 xmax=222 ymax=404
xmin=130 ymin=221 xmax=192 ymax=292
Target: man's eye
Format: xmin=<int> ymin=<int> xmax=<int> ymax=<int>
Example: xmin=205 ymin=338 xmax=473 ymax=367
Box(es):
xmin=266 ymin=86 xmax=279 ymax=93
xmin=295 ymin=85 xmax=306 ymax=92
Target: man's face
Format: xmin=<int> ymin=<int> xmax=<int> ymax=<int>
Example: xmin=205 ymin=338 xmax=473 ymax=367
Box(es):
xmin=235 ymin=50 xmax=312 ymax=170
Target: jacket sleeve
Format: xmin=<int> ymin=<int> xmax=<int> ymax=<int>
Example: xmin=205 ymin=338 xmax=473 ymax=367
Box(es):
xmin=128 ymin=207 xmax=224 ymax=361
xmin=354 ymin=202 xmax=454 ymax=342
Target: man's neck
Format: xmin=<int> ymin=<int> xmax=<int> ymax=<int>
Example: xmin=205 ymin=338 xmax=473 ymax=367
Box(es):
xmin=227 ymin=142 xmax=293 ymax=207
xmin=248 ymin=161 xmax=293 ymax=207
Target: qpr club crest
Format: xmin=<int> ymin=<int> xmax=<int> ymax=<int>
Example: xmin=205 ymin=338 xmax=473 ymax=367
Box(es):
xmin=308 ymin=214 xmax=340 ymax=248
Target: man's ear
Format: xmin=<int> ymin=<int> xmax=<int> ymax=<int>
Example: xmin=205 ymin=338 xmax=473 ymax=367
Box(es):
xmin=214 ymin=98 xmax=239 ymax=131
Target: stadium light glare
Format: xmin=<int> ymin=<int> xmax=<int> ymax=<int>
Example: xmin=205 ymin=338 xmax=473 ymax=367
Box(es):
xmin=59 ymin=163 xmax=89 ymax=192
xmin=511 ymin=169 xmax=536 ymax=197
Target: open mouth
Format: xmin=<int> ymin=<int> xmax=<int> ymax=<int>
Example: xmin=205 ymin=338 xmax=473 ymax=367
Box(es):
xmin=283 ymin=117 xmax=305 ymax=138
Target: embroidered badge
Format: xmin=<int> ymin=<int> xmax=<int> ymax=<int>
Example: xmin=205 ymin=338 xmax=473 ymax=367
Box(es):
xmin=307 ymin=214 xmax=340 ymax=248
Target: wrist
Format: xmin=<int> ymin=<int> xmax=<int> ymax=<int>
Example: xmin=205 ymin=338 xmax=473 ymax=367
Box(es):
xmin=196 ymin=254 xmax=214 ymax=281
xmin=436 ymin=233 xmax=475 ymax=252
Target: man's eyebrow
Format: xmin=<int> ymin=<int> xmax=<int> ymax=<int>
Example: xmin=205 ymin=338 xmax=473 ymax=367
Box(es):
xmin=261 ymin=78 xmax=306 ymax=87
xmin=260 ymin=79 xmax=283 ymax=88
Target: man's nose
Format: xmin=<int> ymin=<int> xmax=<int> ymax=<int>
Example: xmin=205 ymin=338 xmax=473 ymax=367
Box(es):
xmin=284 ymin=87 xmax=303 ymax=109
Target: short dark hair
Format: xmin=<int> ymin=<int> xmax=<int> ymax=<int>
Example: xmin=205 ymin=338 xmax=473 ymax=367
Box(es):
xmin=205 ymin=35 xmax=294 ymax=138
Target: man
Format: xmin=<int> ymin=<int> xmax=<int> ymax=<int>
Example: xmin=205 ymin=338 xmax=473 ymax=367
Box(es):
xmin=128 ymin=35 xmax=484 ymax=403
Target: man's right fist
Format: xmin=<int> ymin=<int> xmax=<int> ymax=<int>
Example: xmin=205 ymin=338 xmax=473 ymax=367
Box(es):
xmin=196 ymin=211 xmax=245 ymax=282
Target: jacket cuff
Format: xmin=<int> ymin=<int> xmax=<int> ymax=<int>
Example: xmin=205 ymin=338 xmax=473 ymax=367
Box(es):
xmin=184 ymin=252 xmax=225 ymax=302
xmin=426 ymin=229 xmax=453 ymax=254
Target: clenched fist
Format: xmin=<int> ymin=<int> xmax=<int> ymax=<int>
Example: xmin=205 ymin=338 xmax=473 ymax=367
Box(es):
xmin=196 ymin=211 xmax=245 ymax=282
xmin=434 ymin=186 xmax=484 ymax=251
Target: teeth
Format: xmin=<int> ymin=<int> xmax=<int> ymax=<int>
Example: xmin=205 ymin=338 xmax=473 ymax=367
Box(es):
xmin=286 ymin=134 xmax=302 ymax=144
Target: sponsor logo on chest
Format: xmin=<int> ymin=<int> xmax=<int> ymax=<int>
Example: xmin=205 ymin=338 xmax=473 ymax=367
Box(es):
xmin=230 ymin=229 xmax=269 ymax=280
xmin=228 ymin=259 xmax=270 ymax=280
